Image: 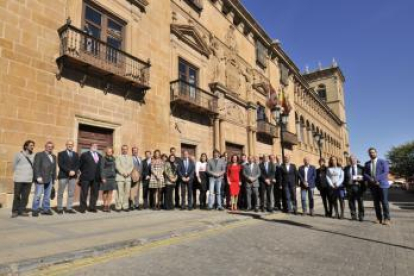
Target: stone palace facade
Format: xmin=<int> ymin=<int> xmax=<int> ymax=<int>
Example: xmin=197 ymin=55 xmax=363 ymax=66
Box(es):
xmin=0 ymin=0 xmax=350 ymax=206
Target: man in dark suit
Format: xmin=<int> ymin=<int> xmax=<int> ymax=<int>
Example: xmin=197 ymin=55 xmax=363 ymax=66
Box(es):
xmin=344 ymin=155 xmax=365 ymax=221
xmin=79 ymin=143 xmax=101 ymax=213
xmin=243 ymin=156 xmax=261 ymax=212
xmin=316 ymin=158 xmax=333 ymax=217
xmin=57 ymin=140 xmax=80 ymax=214
xmin=272 ymin=155 xmax=283 ymax=211
xmin=177 ymin=150 xmax=195 ymax=210
xmin=141 ymin=150 xmax=152 ymax=209
xmin=259 ymin=155 xmax=275 ymax=212
xmin=298 ymin=157 xmax=317 ymax=216
xmin=32 ymin=141 xmax=57 ymax=217
xmin=277 ymin=155 xmax=298 ymax=214
xmin=364 ymin=148 xmax=391 ymax=225
xmin=238 ymin=154 xmax=248 ymax=210
xmin=170 ymin=147 xmax=182 ymax=208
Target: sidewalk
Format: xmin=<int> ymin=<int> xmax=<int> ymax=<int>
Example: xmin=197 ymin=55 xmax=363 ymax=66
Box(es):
xmin=0 ymin=189 xmax=411 ymax=275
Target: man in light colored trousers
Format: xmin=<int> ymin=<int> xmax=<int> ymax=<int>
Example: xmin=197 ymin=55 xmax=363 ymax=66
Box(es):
xmin=115 ymin=145 xmax=134 ymax=211
xmin=207 ymin=149 xmax=226 ymax=210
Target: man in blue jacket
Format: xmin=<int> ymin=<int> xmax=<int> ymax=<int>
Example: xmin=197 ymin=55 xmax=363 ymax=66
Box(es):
xmin=364 ymin=148 xmax=391 ymax=225
xmin=298 ymin=157 xmax=317 ymax=216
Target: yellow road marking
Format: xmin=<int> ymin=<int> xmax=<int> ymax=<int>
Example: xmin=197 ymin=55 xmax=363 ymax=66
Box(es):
xmin=29 ymin=213 xmax=286 ymax=276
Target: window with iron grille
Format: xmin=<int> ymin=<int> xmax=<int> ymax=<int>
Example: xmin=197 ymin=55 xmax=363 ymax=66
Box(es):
xmin=256 ymin=40 xmax=267 ymax=68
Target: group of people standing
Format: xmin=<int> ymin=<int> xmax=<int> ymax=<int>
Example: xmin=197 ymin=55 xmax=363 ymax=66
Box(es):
xmin=11 ymin=140 xmax=391 ymax=226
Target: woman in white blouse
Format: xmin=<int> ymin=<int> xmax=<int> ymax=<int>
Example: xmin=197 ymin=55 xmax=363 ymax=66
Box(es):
xmin=195 ymin=153 xmax=208 ymax=209
xmin=326 ymin=156 xmax=345 ymax=219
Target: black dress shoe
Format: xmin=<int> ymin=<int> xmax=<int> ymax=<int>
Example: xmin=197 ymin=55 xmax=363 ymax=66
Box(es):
xmin=135 ymin=206 xmax=141 ymax=210
xmin=124 ymin=209 xmax=130 ymax=212
xmin=57 ymin=210 xmax=64 ymax=215
xmin=254 ymin=208 xmax=259 ymax=213
xmin=19 ymin=212 xmax=30 ymax=217
xmin=32 ymin=211 xmax=39 ymax=217
xmin=11 ymin=213 xmax=18 ymax=218
xmin=66 ymin=209 xmax=76 ymax=214
xmin=79 ymin=209 xmax=86 ymax=214
xmin=41 ymin=210 xmax=53 ymax=215
xmin=88 ymin=209 xmax=97 ymax=213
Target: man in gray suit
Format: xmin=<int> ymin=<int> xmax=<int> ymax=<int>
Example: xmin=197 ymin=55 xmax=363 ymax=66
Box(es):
xmin=32 ymin=141 xmax=57 ymax=217
xmin=115 ymin=145 xmax=134 ymax=212
xmin=130 ymin=146 xmax=143 ymax=210
xmin=207 ymin=149 xmax=226 ymax=210
xmin=243 ymin=155 xmax=261 ymax=212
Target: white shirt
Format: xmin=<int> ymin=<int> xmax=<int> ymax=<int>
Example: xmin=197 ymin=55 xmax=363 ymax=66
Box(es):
xmin=371 ymin=158 xmax=377 ymax=177
xmin=304 ymin=166 xmax=309 ymax=182
xmin=196 ymin=161 xmax=207 ymax=177
xmin=285 ymin=163 xmax=290 ymax=172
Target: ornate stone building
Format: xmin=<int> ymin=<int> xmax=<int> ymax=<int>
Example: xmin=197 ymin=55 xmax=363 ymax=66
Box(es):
xmin=0 ymin=0 xmax=350 ymax=206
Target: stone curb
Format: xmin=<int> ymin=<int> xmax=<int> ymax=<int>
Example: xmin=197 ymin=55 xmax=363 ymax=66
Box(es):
xmin=0 ymin=211 xmax=278 ymax=275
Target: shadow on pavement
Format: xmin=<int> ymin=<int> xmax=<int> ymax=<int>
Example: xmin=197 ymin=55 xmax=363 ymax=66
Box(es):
xmin=261 ymin=217 xmax=414 ymax=252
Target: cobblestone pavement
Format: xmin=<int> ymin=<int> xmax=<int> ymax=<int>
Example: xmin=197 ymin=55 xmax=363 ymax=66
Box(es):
xmin=30 ymin=189 xmax=414 ymax=276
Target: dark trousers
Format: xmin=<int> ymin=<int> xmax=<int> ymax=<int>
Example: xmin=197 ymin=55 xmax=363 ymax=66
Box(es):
xmin=273 ymin=183 xmax=283 ymax=210
xmin=181 ymin=181 xmax=193 ymax=208
xmin=348 ymin=185 xmax=364 ymax=219
xmin=221 ymin=177 xmax=227 ymax=207
xmin=238 ymin=181 xmax=247 ymax=209
xmin=283 ymin=183 xmax=297 ymax=212
xmin=80 ymin=180 xmax=99 ymax=211
xmin=332 ymin=188 xmax=345 ymax=218
xmin=12 ymin=182 xmax=32 ymax=214
xmin=370 ymin=186 xmax=390 ymax=221
xmin=194 ymin=172 xmax=208 ymax=209
xmin=175 ymin=181 xmax=181 ymax=207
xmin=164 ymin=185 xmax=175 ymax=210
xmin=319 ymin=187 xmax=333 ymax=216
xmin=142 ymin=181 xmax=151 ymax=209
xmin=260 ymin=182 xmax=274 ymax=210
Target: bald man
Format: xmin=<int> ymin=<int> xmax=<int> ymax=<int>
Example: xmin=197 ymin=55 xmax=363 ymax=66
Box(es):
xmin=57 ymin=140 xmax=80 ymax=214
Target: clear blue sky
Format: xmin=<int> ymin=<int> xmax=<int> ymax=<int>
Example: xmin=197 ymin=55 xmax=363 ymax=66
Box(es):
xmin=241 ymin=0 xmax=414 ymax=161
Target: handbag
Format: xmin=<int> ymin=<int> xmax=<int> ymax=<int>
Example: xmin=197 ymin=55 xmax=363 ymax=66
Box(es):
xmin=50 ymin=186 xmax=56 ymax=200
xmin=131 ymin=169 xmax=140 ymax=183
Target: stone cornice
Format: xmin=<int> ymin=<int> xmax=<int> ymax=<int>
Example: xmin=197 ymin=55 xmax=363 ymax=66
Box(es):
xmin=171 ymin=24 xmax=211 ymax=57
xmin=127 ymin=0 xmax=149 ymax=12
xmin=303 ymin=66 xmax=346 ymax=83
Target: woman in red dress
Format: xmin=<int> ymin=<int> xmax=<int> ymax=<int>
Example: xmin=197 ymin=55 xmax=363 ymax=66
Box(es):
xmin=227 ymin=155 xmax=242 ymax=211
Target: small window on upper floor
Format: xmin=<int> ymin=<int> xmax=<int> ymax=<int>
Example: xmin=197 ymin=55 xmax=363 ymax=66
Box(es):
xmin=317 ymin=84 xmax=327 ymax=102
xmin=256 ymin=40 xmax=267 ymax=69
xmin=257 ymin=105 xmax=266 ymax=121
xmin=184 ymin=0 xmax=203 ymax=12
xmin=83 ymin=2 xmax=125 ymax=48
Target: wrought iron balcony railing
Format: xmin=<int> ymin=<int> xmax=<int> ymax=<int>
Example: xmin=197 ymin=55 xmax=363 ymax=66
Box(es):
xmin=56 ymin=23 xmax=150 ymax=91
xmin=170 ymin=80 xmax=218 ymax=115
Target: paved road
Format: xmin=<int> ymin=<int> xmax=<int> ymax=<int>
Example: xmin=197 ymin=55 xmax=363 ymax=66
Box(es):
xmin=30 ymin=189 xmax=414 ymax=276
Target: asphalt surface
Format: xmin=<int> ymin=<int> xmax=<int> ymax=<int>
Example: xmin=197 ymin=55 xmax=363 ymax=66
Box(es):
xmin=27 ymin=189 xmax=414 ymax=276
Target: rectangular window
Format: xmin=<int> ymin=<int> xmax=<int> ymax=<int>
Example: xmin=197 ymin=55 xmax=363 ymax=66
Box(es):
xmin=184 ymin=0 xmax=203 ymax=12
xmin=179 ymin=58 xmax=199 ymax=100
xmin=83 ymin=2 xmax=125 ymax=63
xmin=256 ymin=40 xmax=267 ymax=68
xmin=257 ymin=105 xmax=266 ymax=121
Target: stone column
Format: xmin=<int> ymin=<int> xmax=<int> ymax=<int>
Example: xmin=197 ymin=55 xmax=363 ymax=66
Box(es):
xmin=214 ymin=117 xmax=220 ymax=151
xmin=219 ymin=119 xmax=225 ymax=153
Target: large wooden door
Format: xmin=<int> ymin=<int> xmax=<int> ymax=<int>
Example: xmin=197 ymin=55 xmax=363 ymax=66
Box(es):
xmin=78 ymin=124 xmax=113 ymax=154
xmin=181 ymin=143 xmax=197 ymax=159
xmin=225 ymin=142 xmax=244 ymax=157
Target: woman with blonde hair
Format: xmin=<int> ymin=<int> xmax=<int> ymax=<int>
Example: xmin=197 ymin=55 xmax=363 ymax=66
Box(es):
xmin=326 ymin=156 xmax=345 ymax=219
xmin=100 ymin=147 xmax=117 ymax=212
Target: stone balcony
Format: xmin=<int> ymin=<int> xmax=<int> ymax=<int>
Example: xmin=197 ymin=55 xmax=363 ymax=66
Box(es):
xmin=170 ymin=80 xmax=219 ymax=115
xmin=257 ymin=119 xmax=278 ymax=138
xmin=56 ymin=23 xmax=151 ymax=100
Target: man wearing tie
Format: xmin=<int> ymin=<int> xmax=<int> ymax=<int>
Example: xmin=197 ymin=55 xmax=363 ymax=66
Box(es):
xmin=277 ymin=155 xmax=298 ymax=214
xmin=57 ymin=140 xmax=80 ymax=214
xmin=141 ymin=151 xmax=152 ymax=209
xmin=178 ymin=150 xmax=195 ymax=210
xmin=364 ymin=148 xmax=391 ymax=225
xmin=344 ymin=155 xmax=365 ymax=221
xmin=259 ymin=155 xmax=275 ymax=213
xmin=273 ymin=155 xmax=283 ymax=211
xmin=130 ymin=146 xmax=143 ymax=210
xmin=32 ymin=141 xmax=57 ymax=216
xmin=207 ymin=149 xmax=227 ymax=210
xmin=298 ymin=157 xmax=317 ymax=216
xmin=243 ymin=156 xmax=261 ymax=212
xmin=238 ymin=154 xmax=249 ymax=210
xmin=79 ymin=143 xmax=102 ymax=213
xmin=115 ymin=145 xmax=134 ymax=212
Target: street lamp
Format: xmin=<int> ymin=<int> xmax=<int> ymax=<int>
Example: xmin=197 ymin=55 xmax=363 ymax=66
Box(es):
xmin=314 ymin=132 xmax=324 ymax=160
xmin=272 ymin=105 xmax=289 ymax=158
